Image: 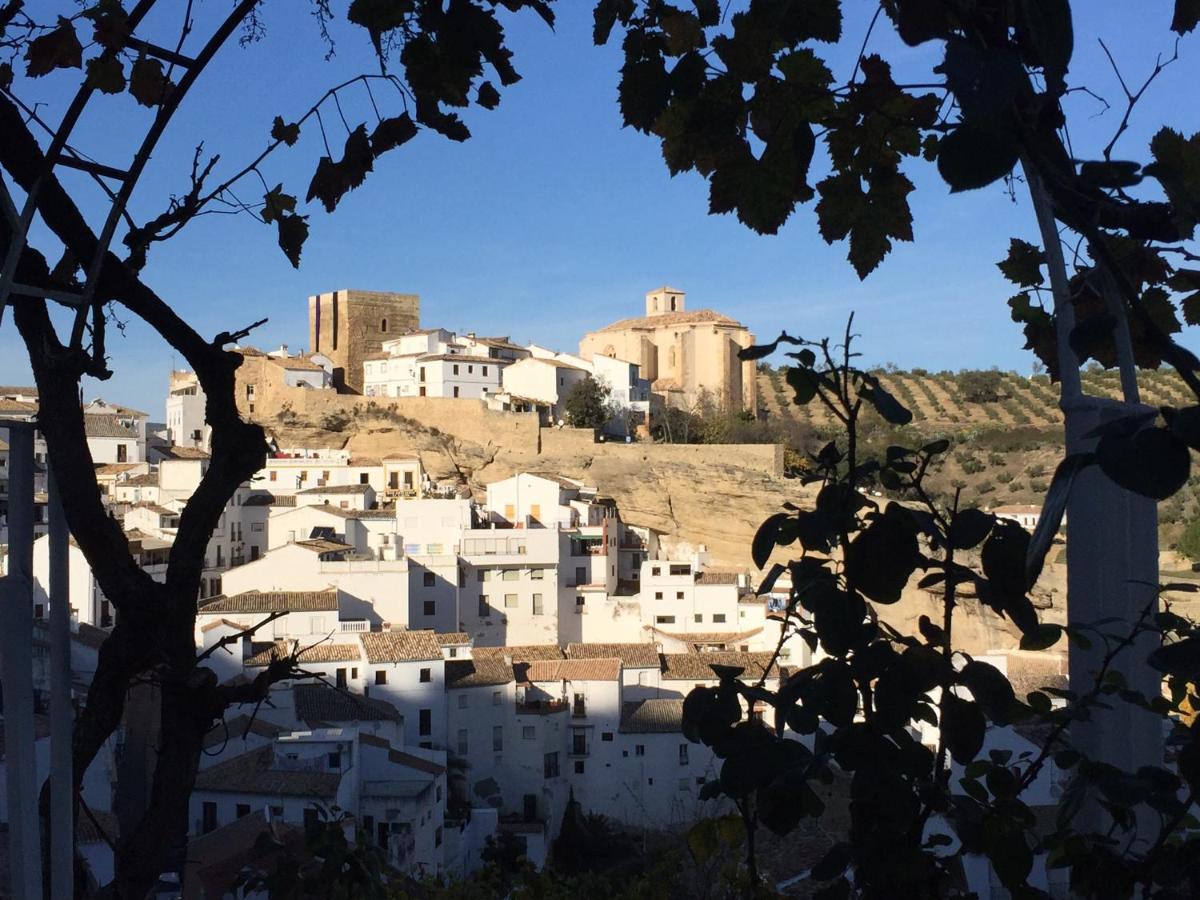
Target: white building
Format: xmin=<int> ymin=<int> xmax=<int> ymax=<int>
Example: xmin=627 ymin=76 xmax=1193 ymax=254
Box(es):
xmin=496 ymin=357 xmax=589 ymax=425
xmin=165 ymin=370 xmax=208 ymax=450
xmin=363 ymin=329 xmax=513 ymax=400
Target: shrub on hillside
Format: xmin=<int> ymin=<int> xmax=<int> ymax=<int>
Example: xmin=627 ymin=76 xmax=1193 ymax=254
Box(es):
xmin=958 ymin=369 xmax=1005 ymax=403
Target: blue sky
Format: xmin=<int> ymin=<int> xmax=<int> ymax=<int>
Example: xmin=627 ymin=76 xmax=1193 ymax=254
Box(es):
xmin=3 ymin=3 xmax=1199 ymax=416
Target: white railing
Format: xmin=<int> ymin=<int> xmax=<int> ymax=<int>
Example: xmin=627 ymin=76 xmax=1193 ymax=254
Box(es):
xmin=339 ymin=619 xmax=369 ymax=632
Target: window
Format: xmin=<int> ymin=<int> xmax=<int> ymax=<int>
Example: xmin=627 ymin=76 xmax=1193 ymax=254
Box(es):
xmin=457 ymin=729 xmax=468 ymax=755
xmin=694 ymin=614 xmax=703 ymax=623
xmin=696 ymin=777 xmax=707 ymax=786
xmin=375 ymin=670 xmax=387 ymax=685
xmin=532 ymin=593 xmax=543 ymax=615
xmin=479 ymin=569 xmax=490 ymax=582
xmin=458 ymin=568 xmax=466 ymax=587
xmin=453 ymin=386 xmax=460 ymax=398
xmin=336 ymin=668 xmax=347 ymax=688
xmin=575 ymin=760 xmax=585 ymax=774
xmin=676 ymin=591 xmax=684 ymax=600
xmin=453 ymin=364 xmax=460 ymax=375
xmin=482 ymin=366 xmax=488 ymax=376
xmin=269 ymin=805 xmax=283 ymax=817
xmin=34 ymin=603 xmax=44 ymax=619
xmin=531 ymin=568 xmax=544 ymax=580
xmin=572 ymin=729 xmax=587 ymax=755
xmin=522 ymin=725 xmax=536 ymax=740
xmin=478 ymin=595 xmax=489 ymax=617
xmin=435 ymin=826 xmax=443 ymax=847
xmin=250 ymin=546 xmax=260 ymax=561
xmin=420 ymin=668 xmax=432 ymax=683
xmin=304 ymin=807 xmax=319 ymax=829
xmin=670 ymin=564 xmax=690 ymax=575
xmin=493 ymin=690 xmax=502 ymax=706
xmin=679 ymin=744 xmax=689 ymax=766
xmin=458 ymin=694 xmax=468 ymax=709
xmin=655 ymin=615 xmax=676 ymax=625
xmin=493 ymin=725 xmax=504 ymax=751
xmin=269 ymin=471 xmax=277 ymax=482
xmin=679 ymin=778 xmax=690 ymax=791
xmin=419 ymin=708 xmax=432 ymax=736
xmin=423 ymin=600 xmax=435 ymax=616
xmin=713 ymin=613 xmax=727 ymax=624
xmin=544 ymin=752 xmax=560 ymax=778
xmin=654 ymin=591 xmax=663 ymax=600
xmin=381 ymin=318 xmax=388 ymax=332
xmin=423 ymin=571 xmax=435 ymax=587
xmin=652 ymin=566 xmax=661 ymax=576
xmin=236 ymin=803 xmax=250 ymax=819
xmin=360 ymin=473 xmax=370 ymax=484
xmin=448 ymin=647 xmax=457 ymax=658
xmin=503 ymin=569 xmax=519 ymax=581
xmin=201 ymin=801 xmax=217 ymax=834
xmin=575 ymin=566 xmax=587 ymax=584
xmin=504 ymin=593 xmax=518 ymax=608
xmin=635 ymin=745 xmax=645 ymax=757
xmin=601 ymin=732 xmax=613 ymax=742
xmin=352 ymin=667 xmax=358 ymax=679
xmin=419 ymin=366 xmax=426 ymax=381
xmin=328 ymin=751 xmax=341 ymax=769
xmin=468 ymin=365 xmax=474 ymax=373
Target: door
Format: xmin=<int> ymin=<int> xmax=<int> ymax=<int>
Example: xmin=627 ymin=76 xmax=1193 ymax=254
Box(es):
xmin=523 ymin=794 xmax=538 ymax=822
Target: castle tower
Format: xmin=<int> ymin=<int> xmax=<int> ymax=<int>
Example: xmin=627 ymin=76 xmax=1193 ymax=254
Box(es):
xmin=308 ymin=289 xmax=420 ymax=393
xmin=645 ymin=286 xmax=686 ymax=317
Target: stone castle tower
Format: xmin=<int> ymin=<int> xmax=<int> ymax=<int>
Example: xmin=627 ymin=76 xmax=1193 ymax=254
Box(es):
xmin=308 ymin=289 xmax=420 ymax=393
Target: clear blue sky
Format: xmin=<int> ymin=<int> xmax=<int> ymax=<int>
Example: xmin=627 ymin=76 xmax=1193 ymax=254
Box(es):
xmin=3 ymin=3 xmax=1198 ymax=416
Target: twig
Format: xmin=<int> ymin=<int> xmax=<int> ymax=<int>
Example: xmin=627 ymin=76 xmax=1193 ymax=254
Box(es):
xmin=1098 ymin=38 xmax=1180 ymax=161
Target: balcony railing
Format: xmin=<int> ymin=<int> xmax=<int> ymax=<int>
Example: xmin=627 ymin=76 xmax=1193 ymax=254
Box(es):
xmin=339 ymin=619 xmax=369 ymax=632
xmin=516 ymin=699 xmax=567 ymax=715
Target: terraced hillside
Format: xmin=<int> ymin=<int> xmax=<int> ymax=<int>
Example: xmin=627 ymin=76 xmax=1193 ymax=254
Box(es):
xmin=757 ymin=366 xmax=1195 ymax=432
xmin=758 ymin=365 xmax=1200 ymax=544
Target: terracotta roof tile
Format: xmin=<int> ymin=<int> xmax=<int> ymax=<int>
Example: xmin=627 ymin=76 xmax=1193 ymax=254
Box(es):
xmin=194 ymin=744 xmax=341 ymax=797
xmin=199 ymin=590 xmax=338 ymax=614
xmin=293 ymin=684 xmax=401 ymax=723
xmin=445 ymin=658 xmax=514 ymax=688
xmin=201 ymin=715 xmax=285 ymax=750
xmin=360 ymin=630 xmax=442 ymax=663
xmin=245 ymin=641 xmax=362 ymax=667
xmin=200 ymin=618 xmax=249 ymax=634
xmin=297 ymin=483 xmax=372 ymax=495
xmin=473 ymin=644 xmax=565 ymax=662
xmin=525 ymin=658 xmax=621 ymax=682
xmin=437 ymin=632 xmax=471 ymax=646
xmin=359 ymin=733 xmax=447 ymax=775
xmin=660 ymin=651 xmax=778 ymax=682
xmin=593 ymin=309 xmax=744 ymax=333
xmin=620 ymin=699 xmax=685 ymax=734
xmin=84 ymin=417 xmax=138 ymax=439
xmin=565 ymin=642 xmax=660 ymax=668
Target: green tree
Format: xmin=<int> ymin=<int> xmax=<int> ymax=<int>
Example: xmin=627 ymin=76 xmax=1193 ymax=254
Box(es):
xmin=564 ymin=375 xmax=613 ymax=430
xmin=959 ymin=370 xmax=1006 ymax=404
xmin=1178 ymin=516 xmax=1200 ymax=561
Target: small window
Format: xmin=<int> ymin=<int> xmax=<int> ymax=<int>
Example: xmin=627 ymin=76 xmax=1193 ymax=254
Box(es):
xmin=493 ymin=725 xmax=504 ymax=752
xmin=493 ymin=690 xmax=502 ymax=706
xmin=531 ymin=568 xmax=544 ymax=580
xmin=544 ymin=752 xmax=560 ymax=778
xmin=678 ymin=778 xmax=690 ymax=791
xmin=713 ymin=613 xmax=727 ymax=624
xmin=679 ymin=744 xmax=689 ymax=766
xmin=635 ymin=745 xmax=645 ymax=757
xmin=654 ymin=591 xmax=663 ymax=600
xmin=503 ymin=569 xmax=519 ymax=582
xmin=423 ymin=600 xmax=435 ymax=616
xmin=655 ymin=615 xmax=676 ymax=625
xmin=676 ymin=591 xmax=684 ymax=600
xmin=478 ymin=569 xmax=489 ymax=582
xmin=468 ymin=365 xmax=474 ymax=374
xmin=453 ymin=386 xmax=460 ymax=398
xmin=328 ymin=751 xmax=341 ymax=769
xmin=694 ymin=614 xmax=703 ymax=623
xmin=601 ymin=732 xmax=613 ymax=742
xmin=523 ymin=725 xmax=536 ymax=740
xmin=652 ymin=566 xmax=661 ymax=576
xmin=423 ymin=572 xmax=435 ymax=587
xmin=201 ymin=801 xmax=218 ymax=834
xmin=478 ymin=595 xmax=489 ymax=617
xmin=375 ymin=670 xmax=388 ymax=685
xmin=453 ymin=364 xmax=459 ymax=375
xmin=419 ymin=708 xmax=432 ymax=736
xmin=458 ymin=694 xmax=468 ymax=709
xmin=504 ymin=593 xmax=518 ymax=608
xmin=420 ymin=668 xmax=432 ymax=683
xmin=236 ymin=803 xmax=250 ymax=819
xmin=269 ymin=471 xmax=277 ymax=482
xmin=483 ymin=366 xmax=489 ymax=376
xmin=575 ymin=760 xmax=585 ymax=774
xmin=532 ymin=593 xmax=543 ymax=615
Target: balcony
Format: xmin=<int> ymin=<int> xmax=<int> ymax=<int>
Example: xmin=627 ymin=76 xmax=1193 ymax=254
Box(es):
xmin=571 ymin=701 xmax=586 ymax=718
xmin=339 ymin=619 xmax=369 ymax=633
xmin=516 ymin=699 xmax=567 ymax=715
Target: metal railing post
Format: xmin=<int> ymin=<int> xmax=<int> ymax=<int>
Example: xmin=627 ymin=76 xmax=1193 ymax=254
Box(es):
xmin=48 ymin=466 xmax=73 ymax=899
xmin=0 ymin=423 xmax=43 ymax=897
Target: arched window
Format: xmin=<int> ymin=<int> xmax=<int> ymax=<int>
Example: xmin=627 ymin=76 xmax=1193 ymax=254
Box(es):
xmin=381 ymin=318 xmax=388 ymax=333
xmin=670 ymin=297 xmax=677 ymax=311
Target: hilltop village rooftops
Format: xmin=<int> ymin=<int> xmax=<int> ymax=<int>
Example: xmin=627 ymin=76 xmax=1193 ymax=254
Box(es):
xmin=445 ymin=658 xmax=515 ymax=689
xmin=473 ymin=645 xmax=566 ymax=662
xmin=194 ymin=744 xmax=341 ymax=798
xmin=293 ymin=683 xmax=402 ymax=723
xmin=593 ymin=309 xmax=743 ymax=333
xmin=360 ymin=630 xmax=443 ymax=663
xmin=199 ymin=589 xmax=339 ymax=614
xmin=620 ymin=699 xmax=686 ymax=734
xmin=565 ymin=642 xmax=661 ymax=668
xmin=244 ymin=641 xmax=363 ymax=667
xmin=524 ymin=658 xmax=622 ymax=683
xmin=660 ymin=651 xmax=779 ymax=681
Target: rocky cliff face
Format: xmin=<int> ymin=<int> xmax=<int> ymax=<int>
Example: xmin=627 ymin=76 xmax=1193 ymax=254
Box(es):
xmin=266 ymin=410 xmax=1070 ymax=654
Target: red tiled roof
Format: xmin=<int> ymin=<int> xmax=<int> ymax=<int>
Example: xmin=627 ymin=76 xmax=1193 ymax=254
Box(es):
xmin=525 ymin=658 xmax=621 ymax=682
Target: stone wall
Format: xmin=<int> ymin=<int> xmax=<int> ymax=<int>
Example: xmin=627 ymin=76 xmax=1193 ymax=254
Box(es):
xmin=538 ymin=427 xmax=783 ymax=477
xmin=264 ymin=387 xmax=542 ymax=452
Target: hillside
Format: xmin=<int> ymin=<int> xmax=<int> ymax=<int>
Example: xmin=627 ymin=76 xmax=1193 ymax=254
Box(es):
xmin=758 ymin=365 xmax=1200 ymax=545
